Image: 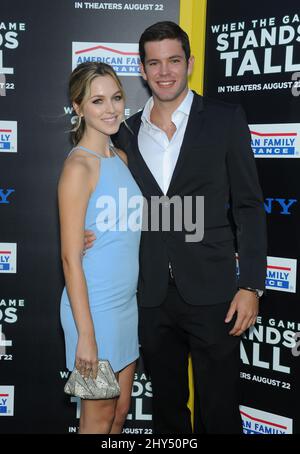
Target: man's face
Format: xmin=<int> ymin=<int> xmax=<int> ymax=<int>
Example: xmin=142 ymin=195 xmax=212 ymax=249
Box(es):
xmin=140 ymin=38 xmax=194 ymax=103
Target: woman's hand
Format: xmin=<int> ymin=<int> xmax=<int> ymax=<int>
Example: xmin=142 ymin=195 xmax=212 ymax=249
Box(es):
xmin=76 ymin=334 xmax=98 ymax=379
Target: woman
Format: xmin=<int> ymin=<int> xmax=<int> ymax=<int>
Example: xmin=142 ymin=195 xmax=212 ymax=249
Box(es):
xmin=59 ymin=62 xmax=142 ymax=434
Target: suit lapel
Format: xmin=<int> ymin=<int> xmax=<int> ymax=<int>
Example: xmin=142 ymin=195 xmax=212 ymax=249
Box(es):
xmin=167 ymin=93 xmax=204 ymax=196
xmin=128 ymin=92 xmax=204 ymax=198
xmin=128 ymin=113 xmax=164 ymax=197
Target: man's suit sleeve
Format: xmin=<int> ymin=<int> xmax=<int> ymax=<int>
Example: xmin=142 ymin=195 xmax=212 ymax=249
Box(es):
xmin=226 ymin=105 xmax=267 ymax=290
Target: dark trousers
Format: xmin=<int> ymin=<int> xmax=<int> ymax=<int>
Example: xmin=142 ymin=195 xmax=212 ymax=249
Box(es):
xmin=138 ymin=283 xmax=243 ymax=434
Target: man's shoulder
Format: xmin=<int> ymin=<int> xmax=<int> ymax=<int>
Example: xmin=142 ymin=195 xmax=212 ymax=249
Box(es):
xmin=201 ymin=94 xmax=239 ymax=114
xmin=126 ymin=109 xmax=143 ymax=127
xmin=117 ymin=109 xmax=143 ymax=136
xmin=190 ymin=92 xmax=246 ymax=130
xmin=111 ymin=110 xmax=142 ymax=150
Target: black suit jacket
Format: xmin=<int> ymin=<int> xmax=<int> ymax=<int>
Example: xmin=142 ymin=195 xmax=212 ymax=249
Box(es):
xmin=113 ymin=92 xmax=267 ymax=307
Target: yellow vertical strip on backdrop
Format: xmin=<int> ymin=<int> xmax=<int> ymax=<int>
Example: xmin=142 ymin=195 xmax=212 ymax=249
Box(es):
xmin=179 ymin=0 xmax=207 ymax=428
xmin=180 ymin=0 xmax=207 ymax=94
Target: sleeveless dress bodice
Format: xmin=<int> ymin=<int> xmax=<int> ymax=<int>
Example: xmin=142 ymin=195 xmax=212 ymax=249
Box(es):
xmin=60 ymin=146 xmax=142 ymax=372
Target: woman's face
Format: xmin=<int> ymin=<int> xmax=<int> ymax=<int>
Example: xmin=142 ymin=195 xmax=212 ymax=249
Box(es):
xmin=76 ymin=75 xmax=125 ymax=136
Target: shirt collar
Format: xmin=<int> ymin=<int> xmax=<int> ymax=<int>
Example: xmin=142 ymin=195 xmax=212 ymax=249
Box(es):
xmin=141 ymin=89 xmax=194 ymax=127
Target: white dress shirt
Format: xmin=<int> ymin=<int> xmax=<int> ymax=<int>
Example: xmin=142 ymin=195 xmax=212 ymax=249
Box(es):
xmin=138 ymin=90 xmax=194 ymax=195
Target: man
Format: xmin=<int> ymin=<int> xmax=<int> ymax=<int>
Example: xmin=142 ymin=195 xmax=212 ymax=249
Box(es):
xmin=86 ymin=21 xmax=267 ymax=434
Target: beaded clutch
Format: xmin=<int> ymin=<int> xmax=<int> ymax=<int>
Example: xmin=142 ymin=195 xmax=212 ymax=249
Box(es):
xmin=64 ymin=360 xmax=120 ymax=399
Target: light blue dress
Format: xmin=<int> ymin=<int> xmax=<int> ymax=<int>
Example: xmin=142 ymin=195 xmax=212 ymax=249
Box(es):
xmin=60 ymin=145 xmax=142 ymax=372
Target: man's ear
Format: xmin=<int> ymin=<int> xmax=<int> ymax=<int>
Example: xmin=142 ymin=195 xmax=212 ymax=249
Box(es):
xmin=187 ymin=55 xmax=195 ymax=77
xmin=139 ymin=63 xmax=147 ymax=82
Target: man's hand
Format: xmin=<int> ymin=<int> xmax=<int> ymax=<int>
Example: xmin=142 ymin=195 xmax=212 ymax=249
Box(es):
xmin=225 ymin=289 xmax=259 ymax=336
xmin=84 ymin=229 xmax=96 ymax=252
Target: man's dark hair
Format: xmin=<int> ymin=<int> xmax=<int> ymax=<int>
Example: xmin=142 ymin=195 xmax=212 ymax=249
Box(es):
xmin=139 ymin=21 xmax=191 ymax=66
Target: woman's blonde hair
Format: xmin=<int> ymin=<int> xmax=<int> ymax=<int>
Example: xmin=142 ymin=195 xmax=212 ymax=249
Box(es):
xmin=69 ymin=62 xmax=125 ymax=144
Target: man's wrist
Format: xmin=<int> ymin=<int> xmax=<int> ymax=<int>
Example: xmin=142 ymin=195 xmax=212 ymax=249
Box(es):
xmin=239 ymin=287 xmax=263 ymax=299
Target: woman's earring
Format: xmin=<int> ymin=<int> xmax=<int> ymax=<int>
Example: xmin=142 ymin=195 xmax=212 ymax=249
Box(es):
xmin=72 ymin=115 xmax=82 ymax=131
xmin=77 ymin=115 xmax=82 ymax=128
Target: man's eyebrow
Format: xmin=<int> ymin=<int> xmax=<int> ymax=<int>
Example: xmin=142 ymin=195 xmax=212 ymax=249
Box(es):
xmin=146 ymin=55 xmax=184 ymax=62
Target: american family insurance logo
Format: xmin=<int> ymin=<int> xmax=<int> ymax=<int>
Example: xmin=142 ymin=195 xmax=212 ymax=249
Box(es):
xmin=266 ymin=256 xmax=297 ymax=293
xmin=0 ymin=243 xmax=17 ymax=273
xmin=0 ymin=121 xmax=17 ymax=153
xmin=240 ymin=405 xmax=293 ymax=434
xmin=0 ymin=386 xmax=14 ymax=416
xmin=250 ymin=123 xmax=300 ymax=158
xmin=72 ymin=42 xmax=140 ymax=76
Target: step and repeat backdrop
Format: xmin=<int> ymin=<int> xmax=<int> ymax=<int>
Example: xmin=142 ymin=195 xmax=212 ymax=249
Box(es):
xmin=205 ymin=0 xmax=300 ymax=435
xmin=1 ymin=0 xmax=300 ymax=434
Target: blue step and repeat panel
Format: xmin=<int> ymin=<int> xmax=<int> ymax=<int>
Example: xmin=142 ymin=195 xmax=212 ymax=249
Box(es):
xmin=205 ymin=0 xmax=300 ymax=435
